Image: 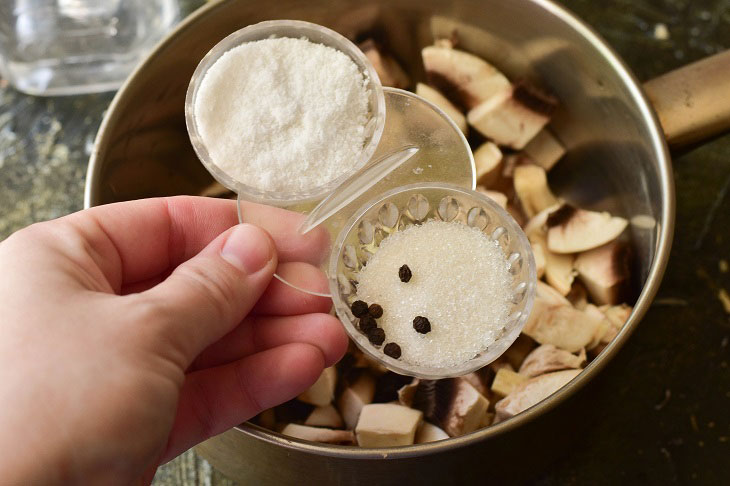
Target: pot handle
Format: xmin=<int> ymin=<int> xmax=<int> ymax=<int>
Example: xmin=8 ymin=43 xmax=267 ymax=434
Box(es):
xmin=643 ymin=49 xmax=730 ymax=148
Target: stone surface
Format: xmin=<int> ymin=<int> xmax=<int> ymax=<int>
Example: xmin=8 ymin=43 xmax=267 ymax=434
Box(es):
xmin=0 ymin=0 xmax=728 ymax=484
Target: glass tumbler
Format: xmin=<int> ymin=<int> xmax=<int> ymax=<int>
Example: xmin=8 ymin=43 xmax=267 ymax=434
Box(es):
xmin=0 ymin=0 xmax=180 ymax=96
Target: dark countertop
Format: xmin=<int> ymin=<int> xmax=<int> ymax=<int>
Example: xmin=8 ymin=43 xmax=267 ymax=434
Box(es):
xmin=0 ymin=0 xmax=728 ymax=484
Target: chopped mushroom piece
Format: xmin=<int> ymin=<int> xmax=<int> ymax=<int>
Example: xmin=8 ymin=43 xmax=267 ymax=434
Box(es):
xmin=513 ymin=165 xmax=559 ymax=218
xmin=281 ymin=424 xmax=355 ymax=445
xmin=582 ymin=304 xmax=613 ymax=350
xmin=523 ymin=299 xmax=605 ymax=353
xmin=406 ymin=378 xmax=489 ymax=437
xmin=536 ymin=280 xmax=571 ymax=306
xmin=494 ymin=369 xmax=581 ymax=423
xmin=546 ymin=204 xmax=628 ymax=254
xmin=574 ymin=240 xmax=631 ymax=305
xmin=298 ymin=366 xmax=337 ymax=406
xmin=518 ymin=344 xmax=586 ymax=377
xmin=566 ymin=282 xmax=589 ymax=310
xmin=532 ymin=240 xmax=546 ymax=279
xmin=422 ymin=45 xmax=511 ymax=110
xmin=491 ymin=368 xmax=528 ymax=397
xmin=416 ymin=83 xmax=468 ymax=134
xmin=522 ymin=129 xmax=566 ymax=171
xmin=502 ymin=334 xmax=537 ymax=370
xmin=461 ymin=368 xmax=492 ymax=398
xmin=523 ymin=204 xmax=562 ymax=238
xmin=600 ymin=303 xmax=633 ymax=331
xmin=359 ymin=39 xmax=410 ymax=89
xmin=439 ymin=379 xmax=490 ymax=436
xmin=476 ymin=186 xmax=508 ymax=209
xmin=467 ymin=83 xmax=557 ymax=149
xmin=338 ymin=372 xmax=376 ymax=429
xmin=305 ymin=404 xmax=344 ymax=429
xmin=355 ymin=404 xmax=423 ymax=447
xmin=473 ymin=141 xmax=503 ymax=187
xmin=415 ymin=422 xmax=450 ymax=443
xmin=531 ymin=233 xmax=575 ymax=296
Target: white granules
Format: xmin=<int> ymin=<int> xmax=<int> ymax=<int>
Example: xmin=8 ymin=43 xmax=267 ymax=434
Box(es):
xmin=356 ymin=220 xmax=513 ymax=368
xmin=194 ymin=37 xmax=370 ymax=193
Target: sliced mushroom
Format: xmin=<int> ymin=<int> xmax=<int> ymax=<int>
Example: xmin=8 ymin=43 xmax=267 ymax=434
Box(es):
xmin=501 ymin=153 xmax=534 ymax=179
xmin=536 ymin=280 xmax=571 ymax=306
xmin=595 ymin=304 xmax=633 ymax=346
xmin=523 ymin=204 xmax=562 ymax=238
xmin=494 ymin=369 xmax=581 ymax=423
xmin=281 ymin=423 xmax=355 ymax=445
xmin=531 ymin=233 xmax=575 ymax=296
xmin=473 ymin=141 xmax=504 ymax=187
xmin=298 ymin=366 xmax=337 ymax=406
xmin=532 ymin=240 xmax=546 ymax=279
xmin=546 ymin=204 xmax=628 ymax=254
xmin=491 ymin=368 xmax=528 ymax=397
xmin=566 ymin=281 xmax=589 ymax=310
xmin=523 ymin=299 xmax=605 ymax=353
xmin=467 ymin=83 xmax=557 ymax=149
xmin=461 ymin=368 xmax=491 ymax=398
xmin=583 ymin=304 xmax=613 ymax=350
xmin=422 ymin=45 xmax=511 ymax=110
xmin=518 ymin=344 xmax=586 ymax=377
xmin=355 ymin=403 xmax=423 ymax=447
xmin=304 ymin=404 xmax=344 ymax=429
xmin=416 ymin=83 xmax=468 ymax=134
xmin=522 ymin=129 xmax=565 ymax=171
xmin=440 ymin=379 xmax=489 ymax=436
xmin=513 ymin=165 xmax=559 ymax=218
xmin=481 ymin=412 xmax=495 ymax=428
xmin=407 ymin=378 xmax=489 ymax=437
xmin=415 ymin=422 xmax=450 ymax=443
xmin=359 ymin=39 xmax=410 ymax=89
xmin=476 ymin=186 xmax=508 ymax=209
xmin=397 ymin=379 xmax=419 ymax=408
xmin=574 ymin=240 xmax=631 ymax=305
xmin=600 ymin=303 xmax=633 ymax=330
xmin=502 ymin=334 xmax=537 ymax=370
xmin=337 ymin=372 xmax=376 ymax=429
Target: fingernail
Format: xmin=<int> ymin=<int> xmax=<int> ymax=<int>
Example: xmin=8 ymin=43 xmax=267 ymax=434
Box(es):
xmin=221 ymin=224 xmax=274 ymax=274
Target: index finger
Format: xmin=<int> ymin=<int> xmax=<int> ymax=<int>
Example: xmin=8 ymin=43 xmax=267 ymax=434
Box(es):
xmin=65 ymin=196 xmax=330 ymax=290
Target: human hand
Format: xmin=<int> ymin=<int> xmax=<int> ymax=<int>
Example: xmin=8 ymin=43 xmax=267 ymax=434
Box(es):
xmin=0 ymin=196 xmax=348 ymax=485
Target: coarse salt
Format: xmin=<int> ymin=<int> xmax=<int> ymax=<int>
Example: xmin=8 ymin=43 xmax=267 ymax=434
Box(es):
xmin=194 ymin=37 xmax=370 ymax=193
xmin=356 ymin=220 xmax=513 ymax=368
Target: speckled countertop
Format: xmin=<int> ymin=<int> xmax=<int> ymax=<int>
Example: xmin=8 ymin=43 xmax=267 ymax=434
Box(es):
xmin=1 ymin=0 xmax=728 ymax=484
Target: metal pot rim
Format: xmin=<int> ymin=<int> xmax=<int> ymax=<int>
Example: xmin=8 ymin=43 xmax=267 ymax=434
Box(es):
xmin=84 ymin=0 xmax=675 ymax=458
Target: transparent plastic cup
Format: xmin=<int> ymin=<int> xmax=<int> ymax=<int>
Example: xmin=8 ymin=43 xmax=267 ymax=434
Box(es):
xmin=185 ymin=19 xmax=386 ymax=207
xmin=329 ymin=183 xmax=537 ymax=379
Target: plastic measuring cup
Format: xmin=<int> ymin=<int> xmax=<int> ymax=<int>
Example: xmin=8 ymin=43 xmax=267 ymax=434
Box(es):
xmin=186 ymin=19 xmax=476 ymax=296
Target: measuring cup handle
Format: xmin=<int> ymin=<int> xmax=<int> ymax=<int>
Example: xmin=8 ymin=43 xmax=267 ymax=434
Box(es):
xmin=643 ymin=49 xmax=730 ymax=148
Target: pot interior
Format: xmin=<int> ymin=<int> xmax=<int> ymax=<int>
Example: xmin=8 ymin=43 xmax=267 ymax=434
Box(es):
xmin=87 ymin=0 xmax=672 ymax=462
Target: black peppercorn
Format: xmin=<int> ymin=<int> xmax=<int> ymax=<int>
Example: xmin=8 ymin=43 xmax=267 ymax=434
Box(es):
xmin=358 ymin=315 xmax=377 ymax=333
xmin=398 ymin=264 xmax=412 ymax=283
xmin=368 ymin=303 xmax=383 ymax=318
xmin=367 ymin=327 xmax=386 ymax=346
xmin=350 ymin=300 xmax=369 ymax=317
xmin=413 ymin=316 xmax=431 ymax=334
xmin=383 ymin=342 xmax=402 ymax=359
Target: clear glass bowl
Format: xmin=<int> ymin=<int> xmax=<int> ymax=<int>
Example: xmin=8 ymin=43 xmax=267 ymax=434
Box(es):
xmin=185 ymin=20 xmax=385 ymax=206
xmin=329 ymin=182 xmax=537 ymax=379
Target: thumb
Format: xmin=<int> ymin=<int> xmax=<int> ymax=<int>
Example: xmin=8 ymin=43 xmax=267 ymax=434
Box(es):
xmin=140 ymin=223 xmax=277 ymax=363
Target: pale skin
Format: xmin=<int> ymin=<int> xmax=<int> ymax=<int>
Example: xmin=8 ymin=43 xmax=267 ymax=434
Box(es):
xmin=0 ymin=196 xmax=348 ymax=484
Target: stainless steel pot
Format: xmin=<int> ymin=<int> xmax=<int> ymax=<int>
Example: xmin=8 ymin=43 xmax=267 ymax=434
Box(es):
xmin=84 ymin=0 xmax=730 ymax=483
